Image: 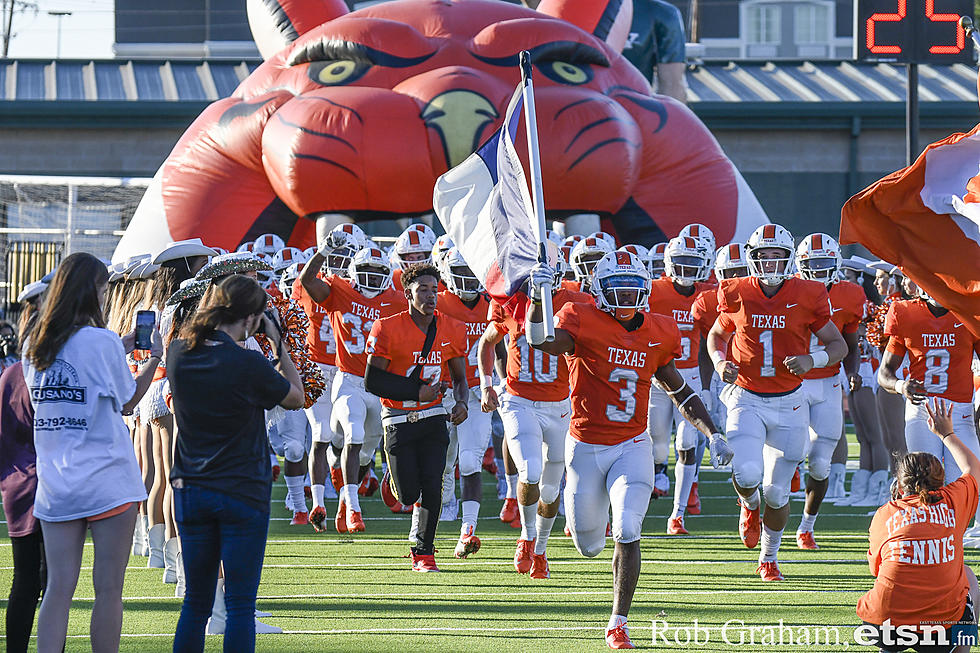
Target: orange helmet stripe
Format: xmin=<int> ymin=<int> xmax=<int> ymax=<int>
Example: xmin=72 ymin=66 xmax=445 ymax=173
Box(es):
xmin=763 ymin=224 xmax=776 ymax=240
xmin=812 ymin=234 xmax=823 ymax=250
xmin=615 ymin=251 xmax=631 ymax=266
xmin=729 ymin=244 xmax=739 ymax=258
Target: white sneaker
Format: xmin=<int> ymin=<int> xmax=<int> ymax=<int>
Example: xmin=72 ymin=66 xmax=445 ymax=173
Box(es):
xmin=255 ymin=608 xmax=272 ymax=618
xmin=255 ymin=618 xmax=283 ymax=634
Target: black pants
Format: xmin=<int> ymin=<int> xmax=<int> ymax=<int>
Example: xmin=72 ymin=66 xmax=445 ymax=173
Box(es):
xmin=384 ymin=415 xmax=449 ymax=555
xmin=7 ymin=529 xmax=45 ymax=653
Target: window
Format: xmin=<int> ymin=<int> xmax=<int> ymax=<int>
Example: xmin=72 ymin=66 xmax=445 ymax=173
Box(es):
xmin=745 ymin=4 xmax=781 ymax=44
xmin=794 ymin=3 xmax=831 ymax=44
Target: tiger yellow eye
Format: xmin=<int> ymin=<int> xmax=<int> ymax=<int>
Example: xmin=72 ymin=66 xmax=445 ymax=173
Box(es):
xmin=318 ymin=61 xmax=358 ymax=85
xmin=551 ymin=62 xmax=588 ymax=84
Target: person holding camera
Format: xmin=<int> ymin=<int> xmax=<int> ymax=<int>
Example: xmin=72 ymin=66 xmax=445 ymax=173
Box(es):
xmin=364 ymin=263 xmax=468 ymax=572
xmin=167 ymin=274 xmax=303 ymax=651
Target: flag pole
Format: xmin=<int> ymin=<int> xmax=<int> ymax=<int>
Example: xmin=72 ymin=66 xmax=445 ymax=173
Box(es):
xmin=519 ymin=50 xmax=555 ymax=342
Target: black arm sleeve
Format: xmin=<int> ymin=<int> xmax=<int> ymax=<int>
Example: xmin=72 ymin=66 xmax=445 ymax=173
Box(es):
xmin=364 ymin=364 xmax=424 ymax=402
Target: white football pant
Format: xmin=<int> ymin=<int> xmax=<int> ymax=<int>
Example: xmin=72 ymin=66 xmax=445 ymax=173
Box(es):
xmin=331 ymin=371 xmax=383 ymax=466
xmin=648 ymin=367 xmax=702 ymax=460
xmin=802 ymin=375 xmax=844 ymax=482
xmin=306 ymin=363 xmax=339 ymax=446
xmin=499 ymin=394 xmax=569 ymax=504
xmin=905 ymin=399 xmax=980 ymax=483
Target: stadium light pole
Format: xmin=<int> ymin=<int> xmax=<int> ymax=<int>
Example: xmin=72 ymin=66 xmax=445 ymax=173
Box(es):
xmin=47 ymin=10 xmax=71 ymax=59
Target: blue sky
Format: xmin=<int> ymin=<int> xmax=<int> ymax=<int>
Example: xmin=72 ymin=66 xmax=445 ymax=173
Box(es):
xmin=6 ymin=0 xmax=113 ymax=58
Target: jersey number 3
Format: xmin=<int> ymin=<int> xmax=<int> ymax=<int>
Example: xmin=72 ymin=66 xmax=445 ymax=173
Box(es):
xmin=606 ymin=368 xmax=639 ymax=423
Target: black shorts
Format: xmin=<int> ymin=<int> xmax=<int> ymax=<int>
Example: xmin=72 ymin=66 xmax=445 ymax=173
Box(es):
xmin=862 ymin=596 xmax=976 ymax=653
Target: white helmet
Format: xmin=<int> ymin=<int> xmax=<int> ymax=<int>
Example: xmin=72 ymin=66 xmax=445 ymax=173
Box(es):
xmin=680 ymin=223 xmax=715 ymax=253
xmin=795 ymin=233 xmax=841 ymax=284
xmin=591 ymin=251 xmax=651 ymax=319
xmin=348 ymin=246 xmax=393 ymax=297
xmin=253 ymin=252 xmax=276 ymax=289
xmin=563 ymin=234 xmax=584 ymax=249
xmin=617 ymin=244 xmax=651 ymax=275
xmin=648 ymin=242 xmax=666 ymax=279
xmin=587 ymin=231 xmax=617 ymax=249
xmin=391 ymin=228 xmax=436 ymax=269
xmin=271 ymin=247 xmax=303 ymax=274
xmin=714 ymin=242 xmax=749 ymax=279
xmin=279 ymin=261 xmax=305 ymax=299
xmin=303 ymin=246 xmax=317 ymax=260
xmin=324 ymin=225 xmax=365 ymax=277
xmin=570 ymin=236 xmax=615 ymax=288
xmin=431 ymin=234 xmax=455 ymax=272
xmin=253 ymin=233 xmax=285 ymax=257
xmin=323 ymin=223 xmax=366 ymax=249
xmin=236 ymin=241 xmax=256 ymax=254
xmin=441 ymin=247 xmax=483 ymax=300
xmin=406 ymin=223 xmax=436 ymax=241
xmin=664 ymin=236 xmax=710 ymax=287
xmin=746 ymin=224 xmax=796 ymax=285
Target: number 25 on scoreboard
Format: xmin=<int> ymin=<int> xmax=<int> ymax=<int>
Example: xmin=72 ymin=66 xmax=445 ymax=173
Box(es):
xmin=855 ymin=0 xmax=974 ymax=63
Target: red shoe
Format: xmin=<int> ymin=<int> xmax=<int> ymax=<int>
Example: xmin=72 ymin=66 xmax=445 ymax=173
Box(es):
xmin=454 ymin=464 xmax=460 ymax=480
xmin=791 ymin=468 xmax=801 ymax=493
xmin=271 ymin=463 xmax=280 ymax=482
xmin=605 ymin=624 xmax=635 ymax=649
xmin=738 ymin=500 xmax=761 ymax=549
xmin=687 ymin=481 xmax=701 ymax=515
xmin=346 ymin=511 xmax=366 ymax=533
xmin=529 ymin=552 xmax=550 ymax=579
xmin=499 ymin=498 xmax=518 ymax=523
xmin=605 ymin=523 xmax=612 ymax=537
xmin=667 ymin=516 xmax=689 ymax=535
xmin=482 ymin=447 xmax=498 ymax=475
xmin=380 ymin=470 xmax=399 ymax=510
xmin=304 ymin=485 xmax=312 ymax=499
xmin=564 ymin=525 xmax=571 ymax=537
xmin=330 ymin=467 xmax=344 ymax=492
xmin=510 ymin=517 xmax=521 ymax=529
xmin=757 ymin=560 xmax=784 ymax=581
xmin=454 ymin=525 xmax=482 ymax=558
xmin=290 ymin=511 xmax=309 ymax=526
xmin=411 ymin=551 xmax=440 ymax=572
xmin=362 ymin=474 xmax=379 ymax=496
xmin=514 ymin=539 xmax=534 ymax=574
xmin=335 ymin=499 xmax=348 ymax=534
xmin=310 ymin=506 xmax=327 ymax=533
xmin=796 ymin=531 xmax=819 ymax=550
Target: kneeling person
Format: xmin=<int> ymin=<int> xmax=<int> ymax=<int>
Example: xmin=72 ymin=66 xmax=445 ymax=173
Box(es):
xmin=365 ymin=263 xmax=469 ymax=572
xmin=527 ymin=251 xmax=733 ymax=650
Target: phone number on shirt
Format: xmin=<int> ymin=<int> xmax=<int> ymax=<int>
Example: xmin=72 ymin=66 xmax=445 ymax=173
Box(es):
xmin=33 ymin=416 xmax=87 ymax=430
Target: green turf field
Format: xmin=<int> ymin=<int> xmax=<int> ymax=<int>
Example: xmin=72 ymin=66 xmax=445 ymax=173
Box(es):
xmin=2 ymin=433 xmax=977 ymax=651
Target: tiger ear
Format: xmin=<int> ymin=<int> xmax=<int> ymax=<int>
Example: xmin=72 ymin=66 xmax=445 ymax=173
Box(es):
xmin=247 ymin=0 xmax=349 ymax=60
xmin=534 ymin=0 xmax=633 ymax=53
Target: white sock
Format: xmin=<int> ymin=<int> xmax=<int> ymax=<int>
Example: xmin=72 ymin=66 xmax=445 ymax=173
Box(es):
xmin=519 ymin=502 xmax=537 ymax=541
xmin=741 ymin=488 xmax=761 ymax=510
xmin=461 ymin=500 xmax=480 ymax=532
xmin=760 ymin=524 xmax=783 ymax=563
xmin=797 ymin=511 xmax=817 ymax=534
xmin=409 ymin=503 xmax=421 ymax=544
xmin=304 ymin=472 xmax=311 ymax=485
xmin=608 ymin=614 xmax=628 ymax=631
xmin=312 ymin=484 xmax=325 ymax=510
xmin=284 ymin=475 xmax=306 ymax=513
xmin=533 ymin=514 xmax=556 ymax=554
xmin=343 ymin=484 xmax=361 ymax=513
xmin=506 ymin=474 xmax=518 ymax=499
xmin=671 ymin=461 xmax=697 ymax=519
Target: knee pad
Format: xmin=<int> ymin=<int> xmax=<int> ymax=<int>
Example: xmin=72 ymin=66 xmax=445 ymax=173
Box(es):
xmin=538 ymin=460 xmax=564 ymax=504
xmin=283 ymin=440 xmax=305 ymax=464
xmin=458 ymin=448 xmax=482 ymax=477
xmin=733 ymin=460 xmax=763 ymax=490
xmin=762 ymin=482 xmax=789 ymax=510
xmin=807 ymin=449 xmax=832 ymax=482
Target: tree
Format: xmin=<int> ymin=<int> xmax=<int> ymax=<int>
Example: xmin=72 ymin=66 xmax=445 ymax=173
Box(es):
xmin=1 ymin=0 xmax=39 ymax=58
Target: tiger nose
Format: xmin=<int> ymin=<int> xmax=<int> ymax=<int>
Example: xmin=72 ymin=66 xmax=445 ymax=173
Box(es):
xmin=420 ymin=90 xmax=499 ymax=167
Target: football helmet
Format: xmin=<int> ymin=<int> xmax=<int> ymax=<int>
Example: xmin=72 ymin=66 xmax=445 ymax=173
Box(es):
xmin=592 ymin=250 xmax=651 ymax=321
xmin=563 ymin=234 xmax=584 ymax=249
xmin=570 ymin=236 xmax=615 ymax=289
xmin=648 ymin=242 xmax=667 ymax=279
xmin=253 ymin=252 xmax=276 ymax=289
xmin=441 ymin=247 xmax=483 ymax=300
xmin=406 ymin=223 xmax=436 ymax=240
xmin=324 ymin=225 xmax=365 ymax=276
xmin=271 ymin=247 xmax=303 ymax=274
xmin=391 ymin=227 xmax=436 ymax=269
xmin=679 ymin=224 xmax=715 ymax=281
xmin=714 ymin=243 xmax=749 ymax=280
xmin=279 ymin=261 xmax=305 ymax=299
xmin=253 ymin=233 xmax=285 ymax=257
xmin=431 ymin=234 xmax=455 ymax=271
xmin=746 ymin=224 xmax=795 ymax=285
xmin=587 ymin=231 xmax=617 ymax=248
xmin=664 ymin=236 xmax=710 ymax=287
xmin=618 ymin=244 xmax=651 ymax=277
xmin=324 ymin=223 xmax=366 ymax=249
xmin=236 ymin=241 xmax=256 ymax=254
xmin=795 ymin=233 xmax=841 ymax=284
xmin=348 ymin=247 xmax=393 ymax=297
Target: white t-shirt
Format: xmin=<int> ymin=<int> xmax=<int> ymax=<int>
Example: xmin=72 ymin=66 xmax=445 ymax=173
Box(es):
xmin=23 ymin=326 xmax=148 ymax=521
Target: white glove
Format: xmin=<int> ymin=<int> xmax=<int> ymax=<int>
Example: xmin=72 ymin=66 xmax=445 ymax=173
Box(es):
xmin=699 ymin=388 xmax=713 ymax=414
xmin=528 ymin=262 xmax=555 ymax=302
xmin=709 ymin=433 xmax=734 ymax=469
xmin=318 ymin=231 xmax=353 ymax=257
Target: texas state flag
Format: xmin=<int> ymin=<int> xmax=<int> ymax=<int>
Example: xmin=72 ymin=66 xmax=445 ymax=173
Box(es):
xmin=432 ymin=83 xmax=539 ymax=322
xmin=840 ymin=124 xmax=980 ymax=337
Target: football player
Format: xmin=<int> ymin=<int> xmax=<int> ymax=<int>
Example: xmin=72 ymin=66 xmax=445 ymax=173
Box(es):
xmin=648 ymin=242 xmax=666 ymax=280
xmin=527 ymin=250 xmax=732 ymax=649
xmin=390 ymin=227 xmax=437 ymax=292
xmin=706 ymin=224 xmax=846 ymax=581
xmin=568 ymin=237 xmax=614 ymax=293
xmin=792 ymin=234 xmax=864 ymax=549
xmin=298 ymin=244 xmax=407 ymax=533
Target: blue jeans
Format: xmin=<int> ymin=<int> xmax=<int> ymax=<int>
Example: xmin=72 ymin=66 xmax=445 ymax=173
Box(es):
xmin=172 ymin=484 xmax=269 ymax=653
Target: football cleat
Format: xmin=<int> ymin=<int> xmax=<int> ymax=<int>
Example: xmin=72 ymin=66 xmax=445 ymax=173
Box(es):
xmin=510 ymin=516 xmax=522 ymax=529
xmin=738 ymin=500 xmax=761 ymax=549
xmin=346 ymin=511 xmax=366 ymax=533
xmin=500 ymin=498 xmax=519 ymax=523
xmin=411 ymin=551 xmax=440 ymax=573
xmin=687 ymin=481 xmax=701 ymax=515
xmin=605 ymin=523 xmax=612 ymax=537
xmin=529 ymin=552 xmax=550 ymax=579
xmin=309 ymin=506 xmax=327 ymax=533
xmin=757 ymin=561 xmax=784 ymax=581
xmin=514 ymin=539 xmax=535 ymax=574
xmin=290 ymin=511 xmax=309 ymax=526
xmin=380 ymin=470 xmax=399 ymax=509
xmin=796 ymin=531 xmax=819 ymax=550
xmin=564 ymin=524 xmax=572 ymax=537
xmin=454 ymin=526 xmax=482 ymax=559
xmin=605 ymin=624 xmax=635 ymax=649
xmin=358 ymin=473 xmax=379 ymax=496
xmin=652 ymin=472 xmax=670 ymax=498
xmin=790 ymin=468 xmax=801 ymax=493
xmin=330 ymin=467 xmax=344 ymax=492
xmin=667 ymin=516 xmax=689 ymax=535
xmin=335 ymin=499 xmax=348 ymax=534
xmin=482 ymin=447 xmax=498 ymax=475
xmin=304 ymin=485 xmax=312 ymax=499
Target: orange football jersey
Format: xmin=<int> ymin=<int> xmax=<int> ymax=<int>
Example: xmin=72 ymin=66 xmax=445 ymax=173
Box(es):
xmin=437 ymin=291 xmax=490 ymax=389
xmin=805 ymin=279 xmax=867 ymax=380
xmin=490 ymin=288 xmax=590 ymax=401
xmin=884 ymin=300 xmax=980 ymax=403
xmin=561 ymin=279 xmax=581 ymax=293
xmin=647 ymin=277 xmax=712 ymax=369
xmin=316 ymin=276 xmax=407 ymax=377
xmin=366 ymin=310 xmax=467 ymax=410
xmin=292 ymin=276 xmax=337 ymax=366
xmin=716 ymin=276 xmax=831 ymax=394
xmin=556 ymin=301 xmax=682 ymax=445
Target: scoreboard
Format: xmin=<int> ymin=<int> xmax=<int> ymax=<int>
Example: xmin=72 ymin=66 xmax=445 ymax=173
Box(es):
xmin=855 ymin=0 xmax=975 ymax=63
